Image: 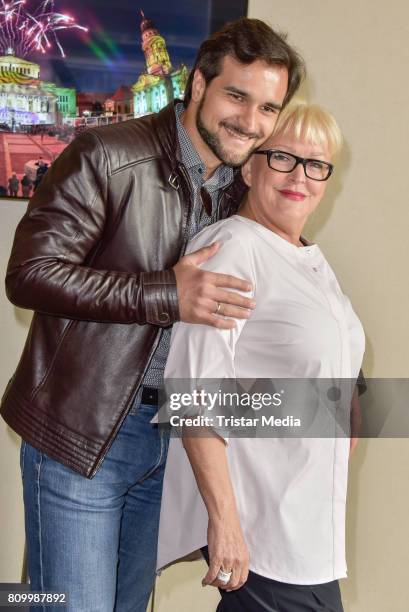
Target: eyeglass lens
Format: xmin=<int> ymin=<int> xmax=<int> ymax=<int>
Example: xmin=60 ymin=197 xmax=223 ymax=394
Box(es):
xmin=269 ymin=151 xmax=330 ymax=180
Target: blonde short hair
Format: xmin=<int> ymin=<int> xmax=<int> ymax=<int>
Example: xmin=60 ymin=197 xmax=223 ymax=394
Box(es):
xmin=273 ymin=100 xmax=343 ymax=157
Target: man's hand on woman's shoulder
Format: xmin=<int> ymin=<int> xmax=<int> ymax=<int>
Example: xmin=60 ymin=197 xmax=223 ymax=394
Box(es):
xmin=173 ymin=242 xmax=256 ymax=330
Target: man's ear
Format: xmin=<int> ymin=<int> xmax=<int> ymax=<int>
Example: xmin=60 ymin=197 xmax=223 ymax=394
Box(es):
xmin=241 ymin=159 xmax=253 ymax=187
xmin=191 ymin=69 xmax=206 ymax=103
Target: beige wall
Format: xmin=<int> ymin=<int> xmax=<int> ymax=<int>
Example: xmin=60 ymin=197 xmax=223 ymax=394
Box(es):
xmin=249 ymin=0 xmax=409 ymax=380
xmin=1 ymin=1 xmax=409 ymax=609
xmin=246 ymin=1 xmax=409 ymax=611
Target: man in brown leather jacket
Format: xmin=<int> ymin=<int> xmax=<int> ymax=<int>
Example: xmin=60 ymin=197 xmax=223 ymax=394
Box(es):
xmin=1 ymin=18 xmax=304 ymax=612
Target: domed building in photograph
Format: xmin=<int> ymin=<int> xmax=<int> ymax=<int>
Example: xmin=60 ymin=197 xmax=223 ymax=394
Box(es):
xmin=0 ymin=53 xmax=76 ymax=129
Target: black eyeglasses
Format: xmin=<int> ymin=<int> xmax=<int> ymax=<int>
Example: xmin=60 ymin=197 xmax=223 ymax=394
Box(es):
xmin=254 ymin=149 xmax=334 ymax=181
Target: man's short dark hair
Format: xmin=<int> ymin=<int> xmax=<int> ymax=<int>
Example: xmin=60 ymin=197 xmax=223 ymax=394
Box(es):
xmin=183 ymin=18 xmax=305 ymax=108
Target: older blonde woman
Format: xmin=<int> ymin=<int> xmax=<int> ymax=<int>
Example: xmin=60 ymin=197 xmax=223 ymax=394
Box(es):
xmin=157 ymin=102 xmax=365 ymax=612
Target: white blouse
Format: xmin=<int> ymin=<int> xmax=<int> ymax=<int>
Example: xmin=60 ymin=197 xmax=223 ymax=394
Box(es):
xmin=156 ymin=215 xmax=365 ymax=585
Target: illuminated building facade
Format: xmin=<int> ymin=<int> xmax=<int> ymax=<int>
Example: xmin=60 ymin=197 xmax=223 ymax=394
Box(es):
xmin=132 ymin=12 xmax=188 ymax=116
xmin=43 ymin=84 xmax=77 ymax=119
xmin=0 ymin=53 xmax=76 ymax=127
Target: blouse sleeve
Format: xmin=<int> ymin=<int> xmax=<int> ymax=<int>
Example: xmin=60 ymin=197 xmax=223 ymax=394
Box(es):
xmin=165 ymin=222 xmax=256 ymax=380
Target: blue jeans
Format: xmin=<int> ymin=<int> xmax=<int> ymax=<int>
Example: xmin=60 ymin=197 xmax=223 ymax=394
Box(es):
xmin=20 ymin=399 xmax=169 ymax=612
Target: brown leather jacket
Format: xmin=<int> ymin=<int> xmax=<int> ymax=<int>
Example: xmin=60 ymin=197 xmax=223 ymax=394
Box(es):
xmin=1 ymin=102 xmax=246 ymax=478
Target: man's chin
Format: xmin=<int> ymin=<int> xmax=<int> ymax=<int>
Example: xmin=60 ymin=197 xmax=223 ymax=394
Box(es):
xmin=220 ymin=148 xmax=256 ymax=168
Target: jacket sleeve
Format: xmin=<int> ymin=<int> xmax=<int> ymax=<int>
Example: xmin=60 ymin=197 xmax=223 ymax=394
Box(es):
xmin=5 ymin=130 xmax=179 ymax=326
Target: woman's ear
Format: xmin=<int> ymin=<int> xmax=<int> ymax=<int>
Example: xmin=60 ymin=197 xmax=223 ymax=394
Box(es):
xmin=241 ymin=159 xmax=253 ymax=187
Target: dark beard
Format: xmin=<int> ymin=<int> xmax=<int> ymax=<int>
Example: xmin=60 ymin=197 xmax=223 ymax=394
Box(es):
xmin=195 ymin=95 xmax=261 ymax=168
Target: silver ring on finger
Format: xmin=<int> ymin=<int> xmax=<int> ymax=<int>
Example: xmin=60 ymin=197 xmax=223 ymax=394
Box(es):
xmin=217 ymin=569 xmax=232 ymax=583
xmin=214 ymin=302 xmax=222 ymax=315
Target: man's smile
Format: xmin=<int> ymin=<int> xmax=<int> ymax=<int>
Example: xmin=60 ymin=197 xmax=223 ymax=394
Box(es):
xmin=220 ymin=121 xmax=260 ymax=143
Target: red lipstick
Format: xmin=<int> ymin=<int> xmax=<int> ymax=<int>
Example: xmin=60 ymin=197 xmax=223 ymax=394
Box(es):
xmin=278 ymin=190 xmax=307 ymax=201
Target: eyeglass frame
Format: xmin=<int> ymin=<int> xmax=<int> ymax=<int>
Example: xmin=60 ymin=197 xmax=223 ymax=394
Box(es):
xmin=254 ymin=149 xmax=334 ymax=181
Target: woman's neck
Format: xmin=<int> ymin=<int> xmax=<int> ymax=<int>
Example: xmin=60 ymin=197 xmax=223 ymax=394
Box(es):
xmin=239 ymin=202 xmax=305 ymax=247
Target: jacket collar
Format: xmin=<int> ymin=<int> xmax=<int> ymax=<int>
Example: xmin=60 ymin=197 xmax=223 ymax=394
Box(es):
xmin=153 ymin=100 xmax=182 ymax=173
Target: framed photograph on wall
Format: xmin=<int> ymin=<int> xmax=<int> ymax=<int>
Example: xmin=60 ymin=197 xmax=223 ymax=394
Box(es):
xmin=0 ymin=0 xmax=247 ymax=200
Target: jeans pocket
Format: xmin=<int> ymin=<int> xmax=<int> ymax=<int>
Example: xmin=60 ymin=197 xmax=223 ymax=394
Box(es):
xmin=128 ymin=403 xmax=139 ymax=416
xmin=130 ymin=400 xmax=159 ymax=417
xmin=19 ymin=440 xmax=26 ymax=480
xmin=128 ymin=388 xmax=144 ymax=415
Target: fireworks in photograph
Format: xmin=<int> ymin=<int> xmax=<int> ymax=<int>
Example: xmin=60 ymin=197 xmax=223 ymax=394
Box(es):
xmin=0 ymin=0 xmax=88 ymax=58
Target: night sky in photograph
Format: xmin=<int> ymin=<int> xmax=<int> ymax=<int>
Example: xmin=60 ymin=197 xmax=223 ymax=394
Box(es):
xmin=26 ymin=0 xmax=212 ymax=93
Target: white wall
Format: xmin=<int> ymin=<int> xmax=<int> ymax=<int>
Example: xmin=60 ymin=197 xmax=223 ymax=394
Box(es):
xmin=0 ymin=199 xmax=31 ymax=581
